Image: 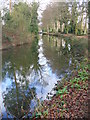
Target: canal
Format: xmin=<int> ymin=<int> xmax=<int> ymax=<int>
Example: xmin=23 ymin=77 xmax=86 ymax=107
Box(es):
xmin=0 ymin=34 xmax=88 ymax=119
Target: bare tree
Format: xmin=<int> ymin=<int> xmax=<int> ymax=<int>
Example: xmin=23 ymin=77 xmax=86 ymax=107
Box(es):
xmin=10 ymin=0 xmax=11 ymax=15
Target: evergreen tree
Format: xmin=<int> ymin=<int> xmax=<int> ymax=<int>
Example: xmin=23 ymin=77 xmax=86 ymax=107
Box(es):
xmin=29 ymin=2 xmax=39 ymax=34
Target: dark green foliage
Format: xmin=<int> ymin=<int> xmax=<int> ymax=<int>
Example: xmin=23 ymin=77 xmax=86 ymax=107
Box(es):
xmin=29 ymin=2 xmax=39 ymax=34
xmin=3 ymin=2 xmax=31 ymax=31
xmin=56 ymin=86 xmax=68 ymax=95
xmin=3 ymin=34 xmax=12 ymax=42
xmin=2 ymin=2 xmax=39 ymax=43
xmin=3 ymin=12 xmax=12 ymax=23
xmin=58 ymin=28 xmax=61 ymax=32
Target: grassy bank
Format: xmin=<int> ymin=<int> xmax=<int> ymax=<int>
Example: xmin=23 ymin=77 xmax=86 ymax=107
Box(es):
xmin=31 ymin=58 xmax=88 ymax=119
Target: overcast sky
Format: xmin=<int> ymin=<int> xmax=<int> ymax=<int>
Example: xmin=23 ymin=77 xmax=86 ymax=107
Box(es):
xmin=0 ymin=0 xmax=88 ymax=17
xmin=0 ymin=0 xmax=51 ymax=19
xmin=0 ymin=0 xmax=51 ymax=11
xmin=0 ymin=0 xmax=88 ymax=11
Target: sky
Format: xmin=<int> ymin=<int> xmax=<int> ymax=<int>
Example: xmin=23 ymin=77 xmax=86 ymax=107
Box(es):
xmin=0 ymin=0 xmax=51 ymax=20
xmin=0 ymin=0 xmax=88 ymax=18
xmin=0 ymin=0 xmax=88 ymax=11
xmin=0 ymin=0 xmax=51 ymax=11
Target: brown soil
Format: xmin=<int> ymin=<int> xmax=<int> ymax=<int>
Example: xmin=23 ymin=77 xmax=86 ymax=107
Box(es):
xmin=1 ymin=28 xmax=35 ymax=50
xmin=2 ymin=40 xmax=32 ymax=51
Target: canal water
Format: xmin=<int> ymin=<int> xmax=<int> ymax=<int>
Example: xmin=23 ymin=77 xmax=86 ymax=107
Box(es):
xmin=0 ymin=34 xmax=88 ymax=119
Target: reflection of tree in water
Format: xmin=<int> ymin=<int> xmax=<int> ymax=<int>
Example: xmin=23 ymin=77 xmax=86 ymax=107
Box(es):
xmin=2 ymin=35 xmax=88 ymax=118
xmin=3 ymin=70 xmax=36 ymax=119
xmin=42 ymin=35 xmax=88 ymax=76
xmin=2 ymin=37 xmax=40 ymax=119
xmin=2 ymin=36 xmax=43 ymax=86
xmin=2 ymin=36 xmax=39 ymax=79
xmin=45 ymin=35 xmax=87 ymax=59
xmin=2 ymin=35 xmax=51 ymax=118
xmin=42 ymin=36 xmax=71 ymax=72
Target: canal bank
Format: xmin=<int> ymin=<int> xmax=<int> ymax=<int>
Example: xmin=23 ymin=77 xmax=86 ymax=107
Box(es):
xmin=32 ymin=59 xmax=88 ymax=119
xmin=1 ymin=34 xmax=88 ymax=51
xmin=1 ymin=33 xmax=35 ymax=51
xmin=42 ymin=32 xmax=88 ymax=40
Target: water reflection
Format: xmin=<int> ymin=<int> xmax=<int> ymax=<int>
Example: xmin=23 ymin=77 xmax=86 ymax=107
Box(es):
xmin=62 ymin=39 xmax=66 ymax=48
xmin=1 ymin=35 xmax=88 ymax=119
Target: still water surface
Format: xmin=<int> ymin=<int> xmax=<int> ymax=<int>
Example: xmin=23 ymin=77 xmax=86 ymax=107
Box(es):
xmin=0 ymin=35 xmax=88 ymax=119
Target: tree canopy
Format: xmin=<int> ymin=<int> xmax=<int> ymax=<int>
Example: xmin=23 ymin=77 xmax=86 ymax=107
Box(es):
xmin=41 ymin=0 xmax=88 ymax=35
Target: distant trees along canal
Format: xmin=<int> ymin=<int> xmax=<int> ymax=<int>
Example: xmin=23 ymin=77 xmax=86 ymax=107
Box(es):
xmin=1 ymin=0 xmax=88 ymax=46
xmin=42 ymin=1 xmax=88 ymax=35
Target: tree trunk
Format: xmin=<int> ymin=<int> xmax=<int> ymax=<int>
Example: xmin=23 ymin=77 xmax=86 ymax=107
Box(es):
xmin=10 ymin=0 xmax=11 ymax=15
xmin=84 ymin=15 xmax=87 ymax=35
